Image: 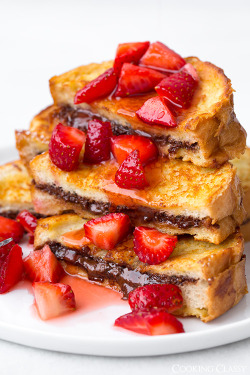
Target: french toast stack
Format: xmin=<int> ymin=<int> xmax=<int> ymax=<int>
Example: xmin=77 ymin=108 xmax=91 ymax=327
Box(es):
xmin=2 ymin=41 xmax=249 ymax=323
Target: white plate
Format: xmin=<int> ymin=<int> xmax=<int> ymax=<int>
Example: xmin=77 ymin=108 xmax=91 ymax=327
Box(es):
xmin=0 ymin=147 xmax=250 ymax=357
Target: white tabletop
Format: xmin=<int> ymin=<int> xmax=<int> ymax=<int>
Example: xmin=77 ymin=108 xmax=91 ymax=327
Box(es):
xmin=0 ymin=0 xmax=250 ymax=373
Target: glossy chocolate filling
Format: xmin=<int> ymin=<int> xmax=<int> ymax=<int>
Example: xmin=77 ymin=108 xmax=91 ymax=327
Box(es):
xmin=48 ymin=241 xmax=198 ymax=297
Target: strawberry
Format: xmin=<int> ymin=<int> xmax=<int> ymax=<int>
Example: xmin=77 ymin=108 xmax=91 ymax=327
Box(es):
xmin=133 ymin=227 xmax=177 ymax=265
xmin=136 ymin=96 xmax=177 ymax=127
xmin=114 ymin=308 xmax=184 ymax=335
xmin=23 ymin=244 xmax=63 ymax=282
xmin=0 ymin=216 xmax=24 ymax=243
xmin=140 ymin=41 xmax=186 ymax=72
xmin=33 ymin=282 xmax=76 ymax=320
xmin=155 ymin=64 xmax=199 ymax=109
xmin=16 ymin=210 xmax=37 ymax=235
xmin=115 ymin=150 xmax=149 ymax=189
xmin=113 ymin=41 xmax=150 ymax=74
xmin=61 ymin=227 xmax=91 ymax=249
xmin=74 ymin=68 xmax=118 ymax=104
xmin=115 ymin=63 xmax=165 ymax=97
xmin=111 ymin=135 xmax=158 ymax=165
xmin=84 ymin=119 xmax=112 ymax=164
xmin=128 ymin=284 xmax=183 ymax=312
xmin=0 ymin=242 xmax=23 ymax=294
xmin=84 ymin=213 xmax=131 ymax=251
xmin=49 ymin=123 xmax=86 ymax=171
xmin=0 ymin=238 xmax=16 ymax=265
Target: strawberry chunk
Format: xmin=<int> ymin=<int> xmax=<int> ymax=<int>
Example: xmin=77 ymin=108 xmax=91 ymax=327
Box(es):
xmin=136 ymin=96 xmax=177 ymax=127
xmin=128 ymin=284 xmax=183 ymax=312
xmin=115 ymin=150 xmax=149 ymax=190
xmin=49 ymin=123 xmax=86 ymax=171
xmin=113 ymin=41 xmax=150 ymax=74
xmin=114 ymin=308 xmax=184 ymax=335
xmin=84 ymin=213 xmax=131 ymax=251
xmin=74 ymin=68 xmax=118 ymax=104
xmin=16 ymin=210 xmax=37 ymax=235
xmin=84 ymin=119 xmax=112 ymax=164
xmin=115 ymin=63 xmax=165 ymax=97
xmin=0 ymin=216 xmax=24 ymax=243
xmin=24 ymin=244 xmax=63 ymax=282
xmin=61 ymin=228 xmax=91 ymax=249
xmin=33 ymin=282 xmax=76 ymax=320
xmin=0 ymin=242 xmax=23 ymax=294
xmin=133 ymin=227 xmax=177 ymax=265
xmin=140 ymin=41 xmax=186 ymax=72
xmin=155 ymin=64 xmax=199 ymax=109
xmin=111 ymin=135 xmax=158 ymax=165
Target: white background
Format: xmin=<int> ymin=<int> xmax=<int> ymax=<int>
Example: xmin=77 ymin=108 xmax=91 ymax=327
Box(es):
xmin=0 ymin=0 xmax=250 ymax=373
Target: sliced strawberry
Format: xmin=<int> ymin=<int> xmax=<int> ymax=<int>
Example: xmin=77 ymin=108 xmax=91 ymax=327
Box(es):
xmin=74 ymin=68 xmax=118 ymax=104
xmin=115 ymin=63 xmax=165 ymax=97
xmin=113 ymin=41 xmax=150 ymax=74
xmin=182 ymin=63 xmax=199 ymax=81
xmin=140 ymin=41 xmax=186 ymax=72
xmin=84 ymin=119 xmax=112 ymax=164
xmin=0 ymin=216 xmax=24 ymax=243
xmin=0 ymin=238 xmax=16 ymax=265
xmin=133 ymin=227 xmax=177 ymax=265
xmin=155 ymin=64 xmax=199 ymax=109
xmin=24 ymin=244 xmax=63 ymax=282
xmin=16 ymin=210 xmax=37 ymax=235
xmin=33 ymin=282 xmax=76 ymax=320
xmin=111 ymin=135 xmax=158 ymax=165
xmin=0 ymin=243 xmax=23 ymax=294
xmin=84 ymin=213 xmax=131 ymax=251
xmin=128 ymin=284 xmax=183 ymax=312
xmin=136 ymin=96 xmax=177 ymax=127
xmin=115 ymin=150 xmax=149 ymax=189
xmin=61 ymin=227 xmax=91 ymax=249
xmin=114 ymin=308 xmax=184 ymax=335
xmin=49 ymin=123 xmax=86 ymax=171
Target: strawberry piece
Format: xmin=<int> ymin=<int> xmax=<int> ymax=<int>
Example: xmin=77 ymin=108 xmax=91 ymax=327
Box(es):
xmin=113 ymin=41 xmax=150 ymax=74
xmin=16 ymin=210 xmax=37 ymax=235
xmin=0 ymin=238 xmax=16 ymax=265
xmin=24 ymin=244 xmax=63 ymax=282
xmin=133 ymin=227 xmax=177 ymax=265
xmin=111 ymin=135 xmax=158 ymax=165
xmin=115 ymin=150 xmax=149 ymax=190
xmin=61 ymin=228 xmax=91 ymax=249
xmin=74 ymin=68 xmax=118 ymax=104
xmin=136 ymin=96 xmax=177 ymax=127
xmin=140 ymin=41 xmax=186 ymax=72
xmin=182 ymin=63 xmax=199 ymax=81
xmin=0 ymin=216 xmax=24 ymax=243
xmin=0 ymin=243 xmax=23 ymax=294
xmin=115 ymin=63 xmax=165 ymax=97
xmin=49 ymin=123 xmax=86 ymax=171
xmin=84 ymin=213 xmax=131 ymax=251
xmin=84 ymin=119 xmax=112 ymax=164
xmin=128 ymin=284 xmax=183 ymax=312
xmin=33 ymin=282 xmax=76 ymax=320
xmin=155 ymin=64 xmax=199 ymax=109
xmin=114 ymin=308 xmax=184 ymax=335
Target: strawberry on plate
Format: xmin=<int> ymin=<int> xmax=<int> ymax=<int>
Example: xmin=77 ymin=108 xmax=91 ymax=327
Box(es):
xmin=84 ymin=213 xmax=131 ymax=251
xmin=16 ymin=210 xmax=37 ymax=235
xmin=23 ymin=244 xmax=63 ymax=282
xmin=113 ymin=41 xmax=150 ymax=74
xmin=111 ymin=135 xmax=158 ymax=165
xmin=136 ymin=96 xmax=177 ymax=127
xmin=49 ymin=123 xmax=86 ymax=171
xmin=61 ymin=227 xmax=91 ymax=249
xmin=0 ymin=216 xmax=24 ymax=243
xmin=115 ymin=149 xmax=149 ymax=189
xmin=74 ymin=68 xmax=118 ymax=104
xmin=133 ymin=226 xmax=177 ymax=265
xmin=140 ymin=41 xmax=186 ymax=72
xmin=84 ymin=119 xmax=112 ymax=164
xmin=33 ymin=282 xmax=76 ymax=320
xmin=0 ymin=240 xmax=23 ymax=294
xmin=114 ymin=308 xmax=184 ymax=335
xmin=128 ymin=284 xmax=183 ymax=312
xmin=115 ymin=63 xmax=165 ymax=97
xmin=0 ymin=238 xmax=16 ymax=264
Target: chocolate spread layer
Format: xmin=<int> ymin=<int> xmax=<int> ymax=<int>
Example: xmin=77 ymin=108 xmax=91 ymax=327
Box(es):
xmin=0 ymin=210 xmax=44 ymax=220
xmin=35 ymin=183 xmax=217 ymax=230
xmin=48 ymin=242 xmax=198 ymax=297
xmin=53 ymin=105 xmax=199 ymax=153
